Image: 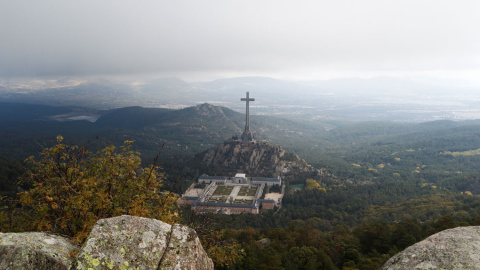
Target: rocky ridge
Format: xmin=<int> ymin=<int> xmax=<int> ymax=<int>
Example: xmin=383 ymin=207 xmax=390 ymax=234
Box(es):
xmin=383 ymin=226 xmax=480 ymax=270
xmin=199 ymin=139 xmax=335 ymax=181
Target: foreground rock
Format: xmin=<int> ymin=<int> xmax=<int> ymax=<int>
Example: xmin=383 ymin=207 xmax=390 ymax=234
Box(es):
xmin=161 ymin=224 xmax=214 ymax=269
xmin=72 ymin=215 xmax=213 ymax=270
xmin=383 ymin=226 xmax=480 ymax=270
xmin=0 ymin=232 xmax=77 ymax=270
xmin=0 ymin=216 xmax=214 ymax=270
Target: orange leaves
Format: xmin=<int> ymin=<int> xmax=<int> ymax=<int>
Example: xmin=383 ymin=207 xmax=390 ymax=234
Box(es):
xmin=17 ymin=137 xmax=179 ymax=243
xmin=19 ymin=191 xmax=34 ymax=205
xmin=206 ymin=239 xmax=244 ymax=267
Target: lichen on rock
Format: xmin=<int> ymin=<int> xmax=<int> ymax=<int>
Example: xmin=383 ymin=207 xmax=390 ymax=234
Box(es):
xmin=71 ymin=215 xmax=213 ymax=270
xmin=0 ymin=216 xmax=213 ymax=270
xmin=160 ymin=224 xmax=214 ymax=269
xmin=0 ymin=232 xmax=78 ymax=270
xmin=383 ymin=226 xmax=480 ymax=270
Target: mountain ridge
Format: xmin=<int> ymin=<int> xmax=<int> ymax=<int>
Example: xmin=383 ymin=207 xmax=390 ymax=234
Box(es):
xmin=3 ymin=75 xmax=480 ymax=121
xmin=2 ymin=102 xmax=480 ymax=182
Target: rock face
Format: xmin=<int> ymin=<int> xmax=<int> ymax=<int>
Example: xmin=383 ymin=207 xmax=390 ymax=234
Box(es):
xmin=0 ymin=216 xmax=214 ymax=270
xmin=383 ymin=226 xmax=480 ymax=270
xmin=0 ymin=232 xmax=78 ymax=270
xmin=161 ymin=224 xmax=214 ymax=269
xmin=72 ymin=215 xmax=214 ymax=270
xmin=199 ymin=139 xmax=334 ymax=181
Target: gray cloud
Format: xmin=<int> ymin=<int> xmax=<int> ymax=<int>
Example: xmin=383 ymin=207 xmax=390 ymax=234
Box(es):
xmin=1 ymin=0 xmax=479 ymax=81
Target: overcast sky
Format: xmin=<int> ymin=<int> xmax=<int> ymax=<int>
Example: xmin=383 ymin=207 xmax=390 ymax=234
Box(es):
xmin=1 ymin=0 xmax=479 ymax=82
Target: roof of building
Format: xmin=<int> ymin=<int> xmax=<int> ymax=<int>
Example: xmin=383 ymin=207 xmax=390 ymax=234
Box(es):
xmin=183 ymin=196 xmax=199 ymax=200
xmin=252 ymin=177 xmax=281 ymax=182
xmin=257 ymin=199 xmax=276 ymax=203
xmin=193 ymin=201 xmax=257 ymax=209
xmin=235 ymin=173 xmax=247 ymax=178
xmin=199 ymin=174 xmax=226 ymax=180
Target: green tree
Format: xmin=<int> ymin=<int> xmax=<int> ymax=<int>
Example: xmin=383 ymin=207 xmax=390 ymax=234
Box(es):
xmin=18 ymin=136 xmax=178 ymax=243
xmin=284 ymin=246 xmax=335 ymax=270
xmin=284 ymin=246 xmax=318 ymax=270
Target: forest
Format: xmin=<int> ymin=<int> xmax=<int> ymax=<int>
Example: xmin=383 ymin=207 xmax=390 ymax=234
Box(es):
xmin=2 ymin=103 xmax=480 ymax=269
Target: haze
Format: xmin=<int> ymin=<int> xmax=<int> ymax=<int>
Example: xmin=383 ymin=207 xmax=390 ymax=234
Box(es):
xmin=1 ymin=0 xmax=480 ymax=122
xmin=1 ymin=0 xmax=479 ymax=83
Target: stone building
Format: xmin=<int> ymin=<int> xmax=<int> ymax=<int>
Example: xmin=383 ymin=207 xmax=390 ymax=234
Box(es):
xmin=198 ymin=175 xmax=227 ymax=185
xmin=180 ymin=173 xmax=283 ymax=214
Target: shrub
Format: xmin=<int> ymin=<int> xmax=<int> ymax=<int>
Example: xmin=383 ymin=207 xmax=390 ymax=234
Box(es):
xmin=18 ymin=136 xmax=178 ymax=243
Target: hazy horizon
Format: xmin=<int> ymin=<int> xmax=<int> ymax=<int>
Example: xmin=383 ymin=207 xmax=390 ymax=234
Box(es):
xmin=1 ymin=1 xmax=479 ymax=85
xmin=2 ymin=0 xmax=480 ymax=122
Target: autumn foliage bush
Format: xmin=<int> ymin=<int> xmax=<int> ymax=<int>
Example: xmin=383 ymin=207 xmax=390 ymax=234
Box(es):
xmin=18 ymin=136 xmax=178 ymax=243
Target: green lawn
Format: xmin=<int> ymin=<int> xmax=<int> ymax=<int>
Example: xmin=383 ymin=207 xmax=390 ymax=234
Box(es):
xmin=234 ymin=199 xmax=253 ymax=204
xmin=213 ymin=185 xmax=234 ymax=196
xmin=238 ymin=186 xmax=258 ymax=196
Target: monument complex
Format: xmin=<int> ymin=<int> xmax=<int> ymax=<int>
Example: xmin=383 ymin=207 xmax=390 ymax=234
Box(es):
xmin=180 ymin=173 xmax=282 ymax=214
xmin=179 ymin=92 xmax=285 ymax=214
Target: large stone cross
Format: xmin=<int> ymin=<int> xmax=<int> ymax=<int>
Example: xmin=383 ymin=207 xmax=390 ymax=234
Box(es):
xmin=241 ymin=92 xmax=255 ymax=131
xmin=241 ymin=92 xmax=255 ymax=142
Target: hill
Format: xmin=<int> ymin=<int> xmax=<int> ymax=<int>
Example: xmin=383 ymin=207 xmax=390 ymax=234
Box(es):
xmin=194 ymin=139 xmax=336 ymax=182
xmin=3 ymin=102 xmax=480 ymax=175
xmin=0 ymin=102 xmax=320 ymax=159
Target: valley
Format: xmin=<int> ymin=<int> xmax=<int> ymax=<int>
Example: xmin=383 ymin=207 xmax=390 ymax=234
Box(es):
xmin=2 ymin=100 xmax=480 ymax=269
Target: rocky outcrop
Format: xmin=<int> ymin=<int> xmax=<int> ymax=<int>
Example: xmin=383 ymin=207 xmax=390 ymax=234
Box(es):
xmin=383 ymin=226 xmax=480 ymax=270
xmin=0 ymin=216 xmax=214 ymax=270
xmin=161 ymin=224 xmax=214 ymax=269
xmin=199 ymin=139 xmax=335 ymax=181
xmin=0 ymin=232 xmax=78 ymax=270
xmin=72 ymin=215 xmax=213 ymax=270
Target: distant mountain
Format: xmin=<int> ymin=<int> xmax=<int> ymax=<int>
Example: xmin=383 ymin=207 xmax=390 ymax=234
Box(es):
xmin=95 ymin=103 xmax=245 ymax=144
xmin=302 ymin=76 xmax=477 ymax=95
xmin=3 ymin=101 xmax=480 ymax=186
xmin=0 ymin=102 xmax=320 ymax=160
xmin=94 ymin=103 xmax=320 ymax=154
xmin=95 ymin=106 xmax=171 ymax=129
xmin=2 ymin=75 xmax=480 ymax=121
